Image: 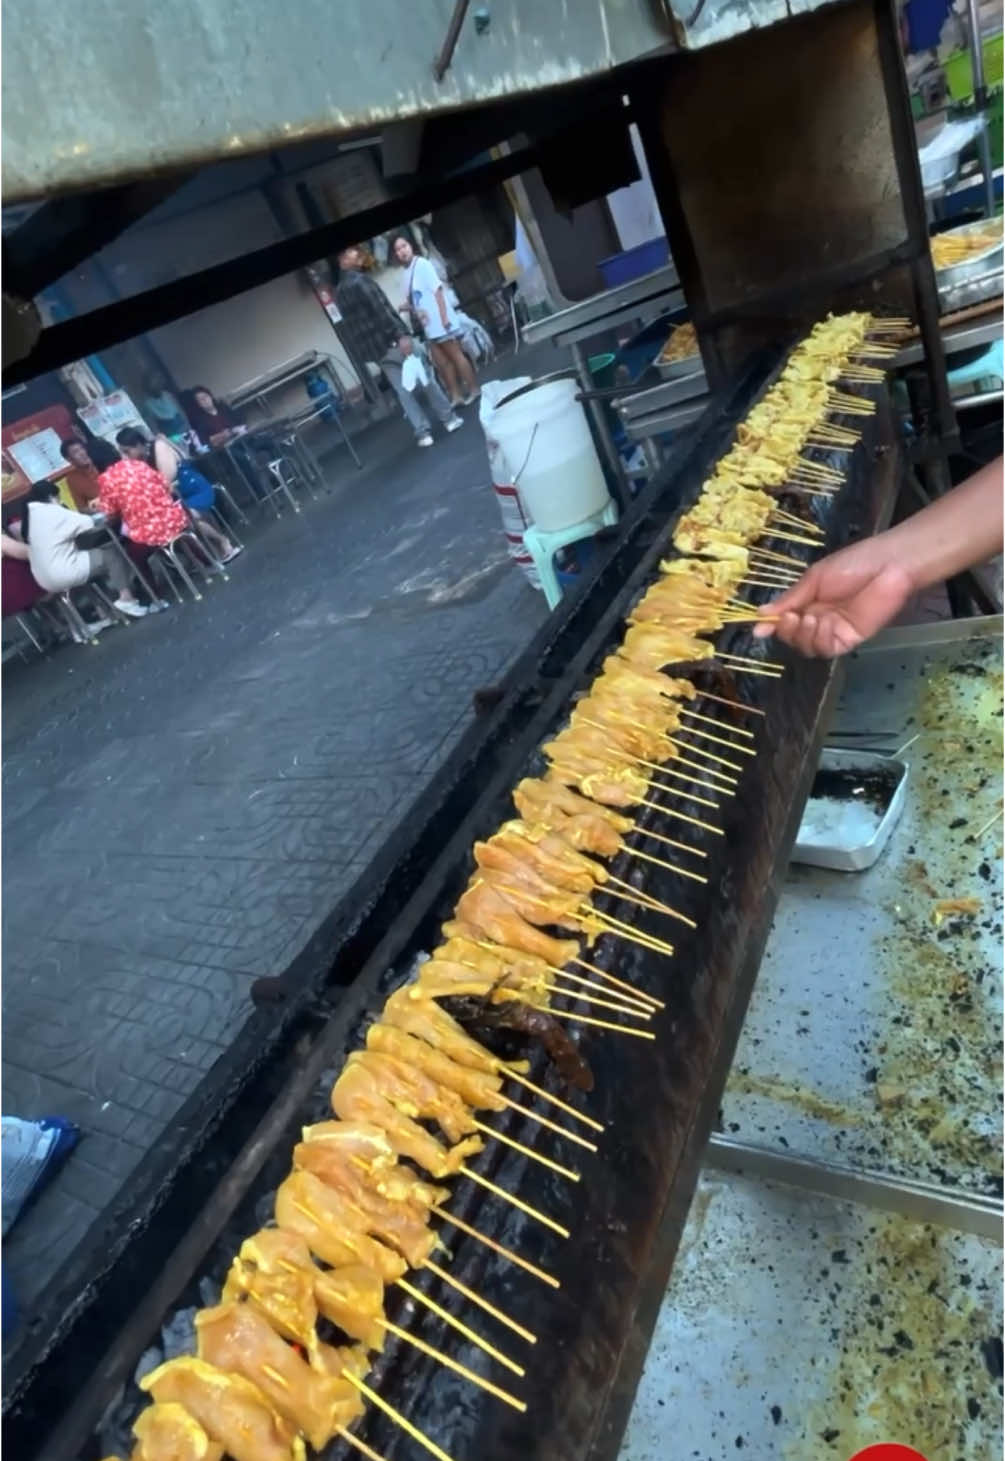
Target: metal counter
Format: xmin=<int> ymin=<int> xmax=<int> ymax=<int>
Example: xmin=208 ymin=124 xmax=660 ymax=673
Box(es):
xmin=620 ymin=615 xmax=1004 ymax=1461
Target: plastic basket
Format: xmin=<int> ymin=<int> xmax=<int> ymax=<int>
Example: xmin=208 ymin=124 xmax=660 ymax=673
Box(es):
xmin=944 ymin=34 xmax=1004 ymax=100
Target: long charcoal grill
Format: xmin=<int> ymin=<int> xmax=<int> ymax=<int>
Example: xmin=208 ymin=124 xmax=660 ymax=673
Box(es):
xmin=6 ymin=346 xmax=903 ymax=1461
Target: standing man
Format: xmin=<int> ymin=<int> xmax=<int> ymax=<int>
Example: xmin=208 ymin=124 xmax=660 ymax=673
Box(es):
xmin=334 ymin=245 xmax=462 ymax=449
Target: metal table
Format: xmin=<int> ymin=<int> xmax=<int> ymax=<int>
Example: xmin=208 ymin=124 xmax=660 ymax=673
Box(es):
xmin=894 ymin=312 xmax=1004 ymax=368
xmin=622 ymin=616 xmax=1004 ymax=1461
xmin=521 ymin=264 xmax=684 ymax=492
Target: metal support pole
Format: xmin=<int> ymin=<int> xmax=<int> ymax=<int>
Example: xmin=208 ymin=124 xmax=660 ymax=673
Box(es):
xmin=965 ymin=0 xmax=997 ymax=220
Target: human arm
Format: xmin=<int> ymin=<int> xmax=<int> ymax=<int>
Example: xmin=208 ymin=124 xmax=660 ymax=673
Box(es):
xmin=754 ymin=456 xmax=1004 ymax=657
xmin=1 ymin=531 xmax=29 ymax=561
xmin=153 ymin=437 xmax=179 ymax=485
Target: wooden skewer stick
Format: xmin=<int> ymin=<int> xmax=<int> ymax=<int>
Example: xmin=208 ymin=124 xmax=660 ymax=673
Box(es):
xmin=497 ymin=1092 xmax=601 ymax=1148
xmin=570 ymin=954 xmax=664 ymax=1007
xmin=601 ymin=870 xmax=695 ymax=929
xmin=639 ymin=795 xmax=724 ymax=835
xmin=763 ymin=529 xmax=824 ymax=548
xmin=381 ymin=1318 xmax=527 ymax=1412
xmin=471 ymin=1120 xmax=582 ymax=1181
xmin=665 ymin=735 xmax=744 ymax=772
xmin=470 ymin=1122 xmax=572 ymax=1180
xmin=457 ymin=1169 xmax=571 ymax=1238
xmin=501 ymin=1066 xmax=605 ymax=1133
xmin=591 ymin=881 xmax=690 ymax=930
xmin=720 ymin=650 xmax=785 ymax=670
xmin=675 ymin=722 xmax=757 ymax=755
xmin=605 ymin=871 xmax=697 ymax=928
xmin=631 ymin=823 xmax=708 ymax=857
xmin=337 ymin=1424 xmax=394 ymax=1461
xmin=750 ymin=547 xmax=805 ymax=567
xmin=548 ymin=1007 xmax=656 ymax=1039
xmin=341 ymin=1372 xmax=454 ymax=1461
xmin=396 ymin=1276 xmax=526 ymax=1375
xmin=644 ymin=769 xmax=724 ymax=806
xmin=972 ymin=805 xmax=1003 ymax=839
xmin=546 ymin=966 xmax=656 ymax=1013
xmin=425 ymin=1258 xmax=542 ymax=1337
xmin=548 ymin=978 xmax=652 ymax=1019
xmin=681 ymin=707 xmax=755 ymax=738
xmin=624 ymin=842 xmax=708 ymax=884
xmin=696 ymin=689 xmax=765 ymax=716
xmin=574 ymin=718 xmax=726 ymax=799
xmin=586 ymin=904 xmax=676 ymax=956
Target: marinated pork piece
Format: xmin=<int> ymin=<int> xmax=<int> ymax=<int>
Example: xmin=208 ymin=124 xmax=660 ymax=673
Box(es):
xmin=139 ymin=1356 xmax=304 ymax=1461
xmin=196 ymin=1301 xmax=362 ymax=1451
xmin=130 ymin=1402 xmax=224 ymax=1461
xmin=330 ymin=1062 xmax=482 ymax=1177
xmin=299 ymin=1120 xmax=448 ymax=1211
xmin=381 ymin=986 xmax=500 ymax=1074
xmin=344 ymin=1049 xmax=477 ymax=1145
xmin=620 ymin=622 xmax=716 ymax=669
xmin=275 ymin=1169 xmax=407 ymax=1281
xmin=366 ymin=1022 xmax=506 ymax=1110
xmin=455 ymin=876 xmax=583 ymax=961
xmin=439 ymin=996 xmax=594 ymax=1092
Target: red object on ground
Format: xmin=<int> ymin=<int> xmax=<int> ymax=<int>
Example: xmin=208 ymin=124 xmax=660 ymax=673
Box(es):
xmin=848 ymin=1446 xmax=930 ymax=1461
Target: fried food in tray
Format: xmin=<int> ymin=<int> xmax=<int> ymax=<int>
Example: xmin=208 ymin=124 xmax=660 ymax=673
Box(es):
xmin=657 ymin=320 xmax=698 ymax=364
xmin=111 ymin=311 xmax=891 ymax=1461
xmin=931 ymin=224 xmax=1002 ymax=270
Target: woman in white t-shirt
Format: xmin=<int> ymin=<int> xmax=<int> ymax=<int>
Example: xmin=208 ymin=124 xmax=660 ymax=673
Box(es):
xmin=392 ymin=234 xmax=479 ymax=409
xmin=19 ymin=480 xmax=148 ymax=617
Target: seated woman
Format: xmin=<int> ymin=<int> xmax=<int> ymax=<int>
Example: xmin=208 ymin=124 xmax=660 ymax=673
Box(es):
xmin=119 ymin=428 xmax=241 ymax=564
xmin=98 ymin=433 xmax=190 ymax=561
xmin=18 ymin=481 xmax=149 ymax=617
xmin=182 ymin=386 xmax=246 ymax=449
xmin=59 ymin=436 xmax=122 ymax=508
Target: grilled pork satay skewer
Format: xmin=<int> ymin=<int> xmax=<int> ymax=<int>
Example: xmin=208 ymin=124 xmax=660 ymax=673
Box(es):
xmin=139 ymin=1357 xmax=308 ymax=1461
xmin=514 ymin=772 xmax=707 ymax=865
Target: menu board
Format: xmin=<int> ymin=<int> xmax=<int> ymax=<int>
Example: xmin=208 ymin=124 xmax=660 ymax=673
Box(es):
xmin=6 ymin=428 xmax=67 ymax=482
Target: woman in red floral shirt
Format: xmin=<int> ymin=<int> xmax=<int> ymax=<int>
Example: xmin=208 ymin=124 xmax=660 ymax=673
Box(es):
xmin=96 ymin=436 xmax=189 ymax=547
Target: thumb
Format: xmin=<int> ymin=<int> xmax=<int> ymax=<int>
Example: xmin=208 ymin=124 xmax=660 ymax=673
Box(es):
xmin=751 ymin=564 xmax=818 ymax=637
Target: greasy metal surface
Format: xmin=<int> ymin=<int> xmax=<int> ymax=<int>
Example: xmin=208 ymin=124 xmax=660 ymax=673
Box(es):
xmin=894 ymin=314 xmax=1004 ymax=368
xmin=706 ymin=1135 xmax=1003 ymax=1238
xmin=662 ymin=0 xmax=844 ymax=50
xmin=2 ymin=1 xmax=674 ymax=200
xmin=620 ymin=1171 xmax=1003 ymax=1460
xmin=13 ymin=361 xmax=895 ymax=1461
xmin=721 ymin=620 xmax=1004 ymax=1197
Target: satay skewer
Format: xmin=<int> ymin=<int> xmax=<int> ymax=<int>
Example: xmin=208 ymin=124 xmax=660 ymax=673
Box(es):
xmin=338 ymin=1424 xmax=395 ymax=1461
xmin=674 ymin=722 xmax=757 ymax=755
xmin=603 ymin=872 xmax=697 ymax=929
xmin=381 ymin=1319 xmax=527 ymax=1412
xmin=496 ymin=1093 xmax=601 ymax=1149
xmin=471 ymin=1122 xmax=582 ymax=1182
xmin=450 ymin=1164 xmax=571 ymax=1235
xmin=570 ymin=954 xmax=664 ymax=1007
xmin=342 ymin=1372 xmax=456 ymax=1461
xmin=695 ymin=688 xmax=765 ymax=716
xmin=547 ymin=972 xmax=656 ymax=1016
xmin=397 ymin=1277 xmax=526 ymax=1374
xmin=500 ymin=1066 xmax=605 ymax=1133
xmin=585 ymin=904 xmax=676 ymax=956
xmin=629 ymin=822 xmax=708 ymax=857
xmin=627 ymin=842 xmax=707 ymax=884
xmin=548 ymin=1008 xmax=656 ymax=1040
xmin=680 ymin=708 xmax=755 ymax=738
xmin=638 ymin=795 xmax=724 ymax=834
xmin=425 ymin=1258 xmax=542 ymax=1336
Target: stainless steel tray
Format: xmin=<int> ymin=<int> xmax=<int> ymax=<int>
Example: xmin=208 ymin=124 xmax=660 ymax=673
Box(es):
xmin=934 ymin=217 xmax=1005 ymax=294
xmin=792 ymin=747 xmax=908 ymax=871
xmin=654 ymin=351 xmax=702 ymax=381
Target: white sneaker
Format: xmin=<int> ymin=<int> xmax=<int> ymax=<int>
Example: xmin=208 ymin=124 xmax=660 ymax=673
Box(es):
xmin=416 ymin=433 xmax=434 ymax=448
xmin=149 ymin=599 xmax=171 ymax=612
xmin=445 ymin=416 xmax=464 ymax=433
xmin=115 ymin=599 xmax=149 ymax=618
xmin=461 ymin=390 xmax=481 ymax=406
xmin=221 ymin=544 xmax=244 ymax=564
xmin=84 ymin=617 xmax=114 ymax=636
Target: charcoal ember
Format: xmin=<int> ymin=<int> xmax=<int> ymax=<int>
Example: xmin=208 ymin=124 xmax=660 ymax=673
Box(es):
xmin=440 ymin=996 xmax=593 ymax=1091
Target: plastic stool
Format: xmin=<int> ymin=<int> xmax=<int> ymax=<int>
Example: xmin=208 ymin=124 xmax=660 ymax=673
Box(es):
xmin=522 ymin=500 xmax=619 ymax=610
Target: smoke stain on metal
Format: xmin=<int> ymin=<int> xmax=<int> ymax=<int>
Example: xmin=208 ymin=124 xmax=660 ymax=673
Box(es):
xmin=727 ymin=1070 xmax=863 ymax=1126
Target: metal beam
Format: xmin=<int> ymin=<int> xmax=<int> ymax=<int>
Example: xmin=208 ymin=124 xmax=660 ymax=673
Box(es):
xmin=2 ymin=142 xmax=542 ymax=388
xmin=1 ymin=0 xmax=677 ymax=201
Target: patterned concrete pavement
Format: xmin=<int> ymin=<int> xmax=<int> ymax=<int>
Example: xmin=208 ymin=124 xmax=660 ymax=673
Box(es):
xmin=2 ymin=399 xmax=549 ymax=1315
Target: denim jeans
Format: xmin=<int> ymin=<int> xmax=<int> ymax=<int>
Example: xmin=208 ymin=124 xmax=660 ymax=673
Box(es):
xmin=380 ymin=347 xmax=453 ymax=435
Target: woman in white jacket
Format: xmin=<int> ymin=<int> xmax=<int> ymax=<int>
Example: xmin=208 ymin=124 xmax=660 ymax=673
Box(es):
xmin=19 ymin=480 xmax=148 ymax=617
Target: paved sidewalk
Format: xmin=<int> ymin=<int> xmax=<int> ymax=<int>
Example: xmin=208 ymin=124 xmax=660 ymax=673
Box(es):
xmin=2 ymin=402 xmax=549 ymax=1315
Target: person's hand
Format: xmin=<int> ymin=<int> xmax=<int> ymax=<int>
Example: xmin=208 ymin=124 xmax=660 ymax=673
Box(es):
xmin=398 ymin=336 xmax=414 ymax=356
xmin=752 ymin=537 xmax=915 ymax=657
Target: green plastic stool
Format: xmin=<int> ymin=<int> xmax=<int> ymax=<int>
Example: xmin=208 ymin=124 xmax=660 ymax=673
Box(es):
xmin=523 ymin=499 xmax=619 ymax=609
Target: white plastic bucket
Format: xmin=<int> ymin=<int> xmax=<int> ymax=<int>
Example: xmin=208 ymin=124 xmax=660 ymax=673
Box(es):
xmin=491 ymin=379 xmax=611 ymax=533
xmin=479 ymin=377 xmax=540 ymax=589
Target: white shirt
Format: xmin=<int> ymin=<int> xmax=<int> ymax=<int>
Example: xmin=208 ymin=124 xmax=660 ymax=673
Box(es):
xmin=406 ymin=255 xmax=458 ymax=341
xmin=25 ymin=500 xmax=95 ymax=592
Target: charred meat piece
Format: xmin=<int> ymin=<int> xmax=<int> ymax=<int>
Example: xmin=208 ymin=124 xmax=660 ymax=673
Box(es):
xmin=441 ymin=995 xmax=593 ymax=1091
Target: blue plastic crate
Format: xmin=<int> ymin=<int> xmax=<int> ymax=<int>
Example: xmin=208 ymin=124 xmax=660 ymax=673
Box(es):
xmin=597 ymin=237 xmax=670 ymax=289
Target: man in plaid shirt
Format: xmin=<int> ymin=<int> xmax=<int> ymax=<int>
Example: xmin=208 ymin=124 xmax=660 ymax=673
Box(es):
xmin=335 ymin=245 xmax=461 ymax=448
